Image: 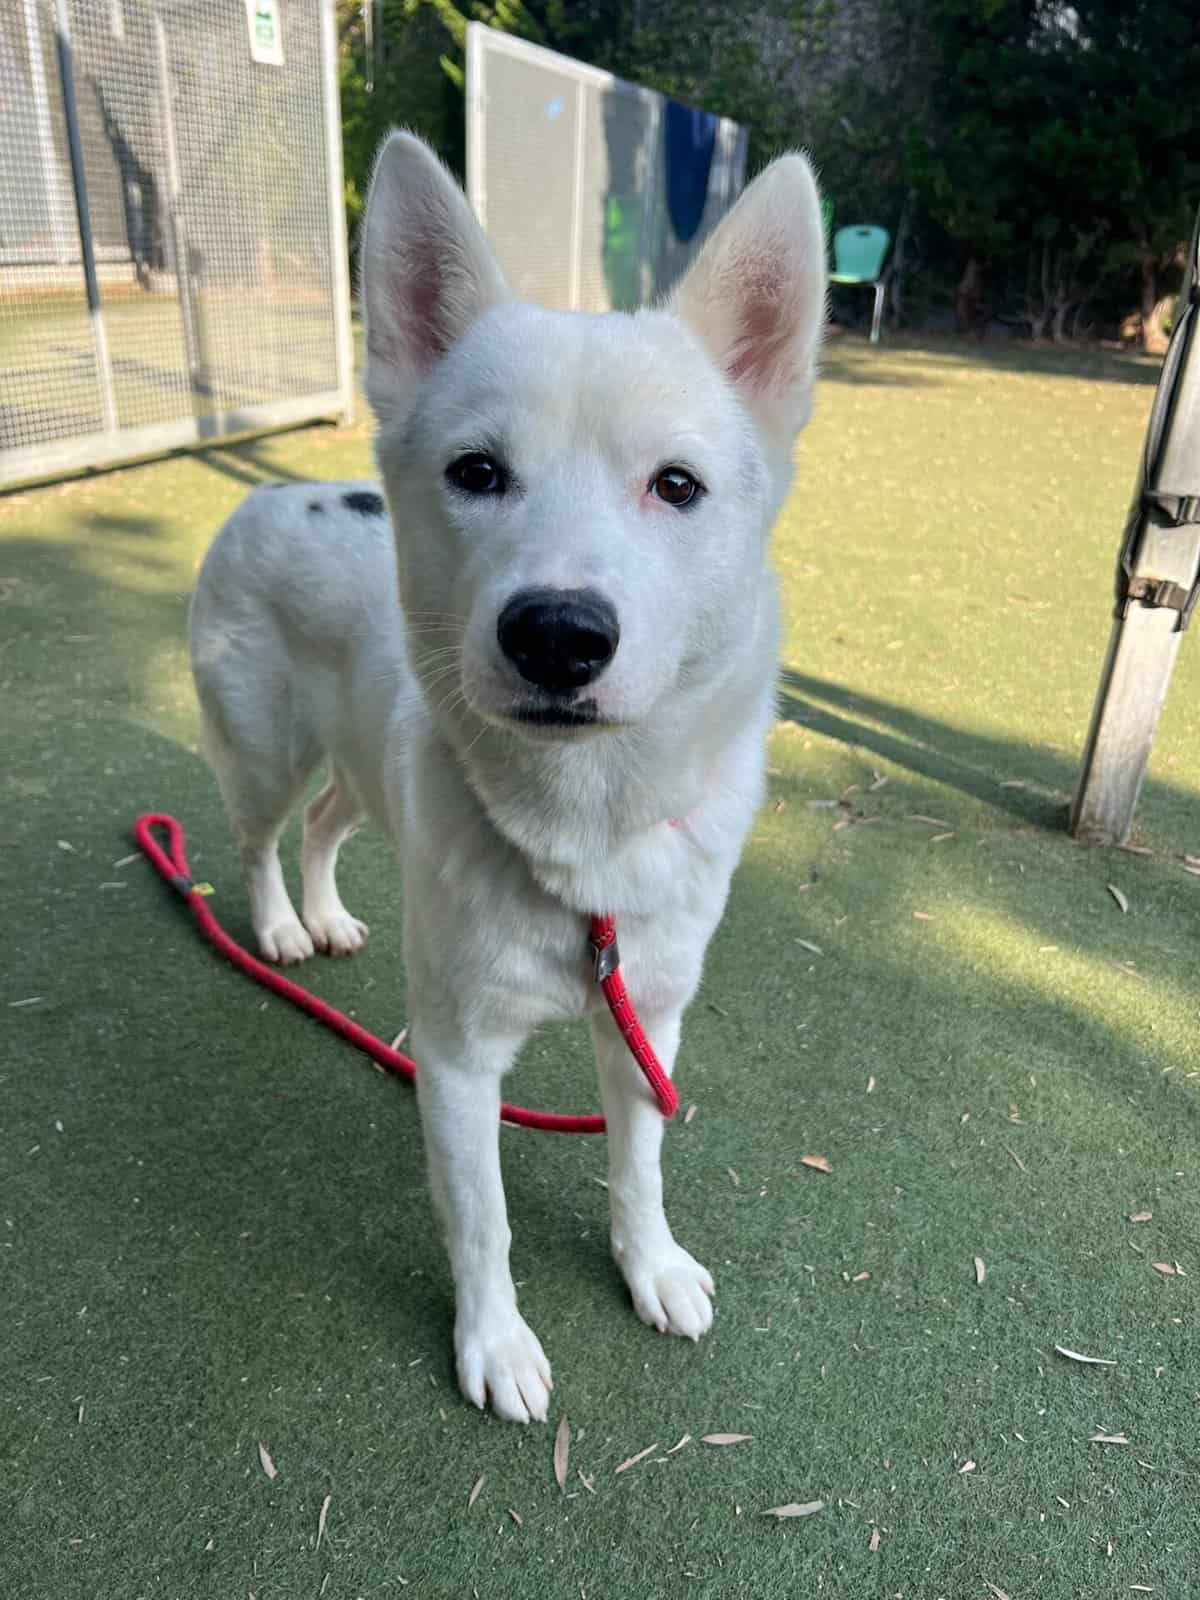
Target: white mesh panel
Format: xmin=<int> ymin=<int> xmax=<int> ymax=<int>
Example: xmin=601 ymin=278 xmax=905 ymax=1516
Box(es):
xmin=467 ymin=26 xmax=746 ymax=315
xmin=0 ymin=0 xmax=350 ymax=485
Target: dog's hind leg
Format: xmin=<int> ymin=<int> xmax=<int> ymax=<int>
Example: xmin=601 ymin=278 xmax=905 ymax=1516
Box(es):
xmin=200 ymin=708 xmax=318 ymax=965
xmin=300 ymin=771 xmax=369 ymax=956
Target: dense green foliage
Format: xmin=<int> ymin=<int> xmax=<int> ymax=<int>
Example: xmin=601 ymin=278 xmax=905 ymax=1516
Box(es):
xmin=338 ymin=0 xmax=1199 ymax=344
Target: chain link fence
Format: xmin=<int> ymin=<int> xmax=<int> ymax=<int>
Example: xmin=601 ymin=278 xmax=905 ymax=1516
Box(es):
xmin=0 ymin=0 xmax=352 ymax=488
xmin=466 ymin=25 xmax=747 ymax=315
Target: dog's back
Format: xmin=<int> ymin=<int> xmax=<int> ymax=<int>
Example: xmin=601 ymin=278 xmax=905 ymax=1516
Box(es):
xmin=191 ymin=479 xmax=398 ymax=670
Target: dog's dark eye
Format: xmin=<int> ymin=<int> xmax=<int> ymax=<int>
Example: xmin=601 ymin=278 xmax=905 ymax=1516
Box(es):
xmin=447 ymin=453 xmax=506 ymax=495
xmin=652 ymin=467 xmax=702 ymax=508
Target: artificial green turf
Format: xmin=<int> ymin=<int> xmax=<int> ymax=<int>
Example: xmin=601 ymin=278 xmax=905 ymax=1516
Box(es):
xmin=3 ymin=335 xmax=1197 ymax=1598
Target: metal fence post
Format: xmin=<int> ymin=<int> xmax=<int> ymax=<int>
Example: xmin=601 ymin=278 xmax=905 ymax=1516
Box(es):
xmin=466 ymin=21 xmax=486 ymax=230
xmin=53 ymin=0 xmax=118 ymax=436
xmin=319 ymin=0 xmax=354 ymax=423
xmin=22 ymin=0 xmax=68 ymax=266
xmin=154 ymin=12 xmax=210 ymax=417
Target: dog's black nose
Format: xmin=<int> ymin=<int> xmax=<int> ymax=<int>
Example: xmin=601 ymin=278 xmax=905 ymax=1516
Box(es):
xmin=497 ymin=587 xmax=620 ymax=693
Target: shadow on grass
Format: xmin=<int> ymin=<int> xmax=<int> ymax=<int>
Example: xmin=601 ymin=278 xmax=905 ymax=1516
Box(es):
xmin=822 ymin=331 xmax=1163 ymax=389
xmin=779 ymin=669 xmax=1072 ymax=827
xmin=779 ymin=666 xmax=1200 ymax=856
xmin=192 ymin=432 xmax=329 ymax=488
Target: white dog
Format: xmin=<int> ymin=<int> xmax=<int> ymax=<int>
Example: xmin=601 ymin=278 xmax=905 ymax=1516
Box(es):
xmin=190 ymin=132 xmax=826 ymax=1422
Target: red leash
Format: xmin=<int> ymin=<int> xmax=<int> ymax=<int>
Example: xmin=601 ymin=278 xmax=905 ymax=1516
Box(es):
xmin=133 ymin=813 xmax=677 ymax=1134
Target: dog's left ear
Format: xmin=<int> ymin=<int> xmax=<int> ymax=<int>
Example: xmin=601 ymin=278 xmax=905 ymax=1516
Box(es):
xmin=670 ymin=153 xmax=827 ymax=445
xmin=361 ymin=130 xmax=510 ymax=425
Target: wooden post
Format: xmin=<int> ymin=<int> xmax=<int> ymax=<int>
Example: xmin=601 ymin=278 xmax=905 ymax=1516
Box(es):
xmin=1070 ymin=212 xmax=1200 ymax=845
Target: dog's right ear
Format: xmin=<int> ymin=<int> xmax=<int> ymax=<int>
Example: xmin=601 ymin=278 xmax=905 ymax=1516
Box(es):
xmin=361 ymin=131 xmax=509 ymax=426
xmin=670 ymin=152 xmax=827 ymax=449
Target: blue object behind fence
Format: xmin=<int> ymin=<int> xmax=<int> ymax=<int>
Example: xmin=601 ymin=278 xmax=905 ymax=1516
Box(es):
xmin=664 ymin=100 xmax=718 ymax=243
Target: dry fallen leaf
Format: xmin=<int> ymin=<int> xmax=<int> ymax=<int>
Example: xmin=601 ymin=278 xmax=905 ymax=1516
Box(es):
xmin=1128 ymin=1210 xmax=1152 ymax=1224
xmin=800 ymin=1155 xmax=831 ymax=1174
xmin=974 ymin=1256 xmax=986 ymax=1285
xmin=727 ymin=1167 xmax=741 ymax=1186
xmin=1152 ymin=1261 xmax=1179 ymax=1277
xmin=667 ymin=1435 xmax=691 ymax=1454
xmin=1089 ymin=1433 xmax=1130 ymax=1445
xmin=959 ymin=1459 xmax=976 ymax=1473
xmin=316 ymin=1493 xmax=331 ymax=1549
xmin=866 ymin=1075 xmax=876 ymax=1094
xmin=508 ymin=1508 xmax=523 ymax=1526
xmin=930 ymin=831 xmax=955 ymax=844
xmin=984 ymin=1585 xmax=1012 ymax=1600
xmin=684 ymin=1103 xmax=698 ymax=1124
xmin=763 ymin=1501 xmax=824 ymax=1519
xmin=1107 ymin=883 xmax=1129 ymax=913
xmin=1055 ymin=1345 xmax=1116 ymax=1366
xmin=851 ymin=1271 xmax=871 ymax=1283
xmin=702 ymin=1433 xmax=754 ymax=1446
xmin=615 ymin=1444 xmax=658 ymax=1474
xmin=796 ymin=938 xmax=823 ymax=956
xmin=1006 ymin=1147 xmax=1027 ymax=1172
xmin=553 ymin=1417 xmax=570 ymax=1489
xmin=468 ymin=1474 xmax=486 ymax=1507
xmin=257 ymin=1443 xmax=278 ymax=1481
xmin=868 ymin=1527 xmax=881 ymax=1552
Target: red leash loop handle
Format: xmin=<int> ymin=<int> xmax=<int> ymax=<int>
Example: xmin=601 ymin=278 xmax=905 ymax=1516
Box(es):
xmin=133 ymin=814 xmax=678 ymax=1134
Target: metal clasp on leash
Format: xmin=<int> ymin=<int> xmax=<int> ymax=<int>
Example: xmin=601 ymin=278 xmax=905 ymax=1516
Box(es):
xmin=589 ymin=927 xmax=620 ymax=982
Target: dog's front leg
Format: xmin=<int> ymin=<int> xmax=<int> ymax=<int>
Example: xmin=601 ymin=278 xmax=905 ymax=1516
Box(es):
xmin=414 ymin=1027 xmax=553 ymax=1423
xmin=591 ymin=1008 xmax=714 ymax=1339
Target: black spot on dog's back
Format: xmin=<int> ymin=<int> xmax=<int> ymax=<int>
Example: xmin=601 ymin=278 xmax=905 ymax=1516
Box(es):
xmin=342 ymin=490 xmax=385 ymax=517
xmin=308 ymin=500 xmax=324 ymax=514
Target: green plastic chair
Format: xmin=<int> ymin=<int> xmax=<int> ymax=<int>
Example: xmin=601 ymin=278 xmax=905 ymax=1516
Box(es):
xmin=830 ymin=224 xmax=891 ymax=342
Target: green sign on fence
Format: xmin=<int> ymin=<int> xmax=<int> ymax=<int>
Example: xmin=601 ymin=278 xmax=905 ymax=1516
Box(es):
xmin=245 ymin=0 xmax=283 ymax=66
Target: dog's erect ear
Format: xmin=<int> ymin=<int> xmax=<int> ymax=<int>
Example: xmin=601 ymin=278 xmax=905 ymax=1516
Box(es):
xmin=670 ymin=153 xmax=827 ymax=443
xmin=361 ymin=131 xmax=509 ymax=425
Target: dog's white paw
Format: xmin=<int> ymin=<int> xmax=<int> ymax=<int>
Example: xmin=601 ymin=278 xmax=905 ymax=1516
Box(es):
xmin=257 ymin=917 xmax=315 ymax=965
xmin=304 ymin=904 xmax=369 ymax=957
xmin=622 ymin=1243 xmax=715 ymax=1340
xmin=456 ymin=1310 xmax=553 ymax=1424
